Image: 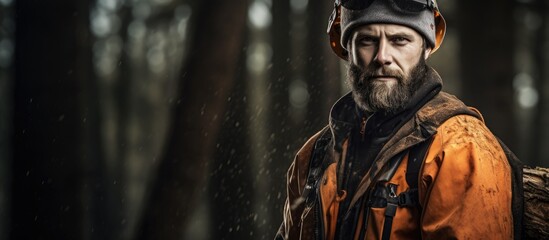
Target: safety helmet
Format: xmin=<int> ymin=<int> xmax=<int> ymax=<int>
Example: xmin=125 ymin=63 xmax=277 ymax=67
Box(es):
xmin=327 ymin=0 xmax=446 ymax=60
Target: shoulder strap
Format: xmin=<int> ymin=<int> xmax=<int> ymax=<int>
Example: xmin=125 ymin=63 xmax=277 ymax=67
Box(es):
xmin=380 ymin=138 xmax=435 ymax=240
xmin=407 ymin=138 xmax=435 ymax=191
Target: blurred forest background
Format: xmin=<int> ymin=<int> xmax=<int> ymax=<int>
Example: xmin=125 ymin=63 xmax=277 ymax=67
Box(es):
xmin=0 ymin=0 xmax=548 ymax=239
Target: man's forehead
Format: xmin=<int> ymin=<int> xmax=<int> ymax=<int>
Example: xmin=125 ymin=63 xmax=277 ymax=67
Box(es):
xmin=353 ymin=23 xmax=420 ymax=36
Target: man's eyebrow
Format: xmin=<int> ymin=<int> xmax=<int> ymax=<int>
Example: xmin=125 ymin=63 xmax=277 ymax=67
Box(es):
xmin=355 ymin=32 xmax=379 ymax=38
xmin=355 ymin=31 xmax=416 ymax=40
xmin=386 ymin=32 xmax=415 ymax=39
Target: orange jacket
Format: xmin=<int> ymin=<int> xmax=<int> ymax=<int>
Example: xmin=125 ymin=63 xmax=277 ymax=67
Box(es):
xmin=276 ymin=92 xmax=513 ymax=240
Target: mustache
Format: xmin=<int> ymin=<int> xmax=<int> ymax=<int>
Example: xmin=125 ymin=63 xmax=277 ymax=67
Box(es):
xmin=349 ymin=64 xmax=404 ymax=86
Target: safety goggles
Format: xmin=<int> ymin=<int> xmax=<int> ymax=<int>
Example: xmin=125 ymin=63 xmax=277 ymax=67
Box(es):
xmin=338 ymin=0 xmax=438 ymax=13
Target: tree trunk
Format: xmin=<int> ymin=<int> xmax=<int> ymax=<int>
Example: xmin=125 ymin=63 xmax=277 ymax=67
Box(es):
xmin=209 ymin=71 xmax=254 ymax=239
xmin=532 ymin=0 xmax=549 ymax=168
xmin=0 ymin=3 xmax=13 ymax=240
xmin=11 ymin=0 xmax=92 ymax=239
xmin=458 ymin=0 xmax=517 ymax=150
xmin=305 ymin=0 xmax=341 ymax=132
xmin=135 ymin=0 xmax=248 ymax=239
xmin=268 ymin=0 xmax=293 ymax=233
xmin=523 ymin=165 xmax=549 ymax=239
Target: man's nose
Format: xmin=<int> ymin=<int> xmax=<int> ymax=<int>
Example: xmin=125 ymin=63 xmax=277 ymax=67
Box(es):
xmin=374 ymin=40 xmax=392 ymax=66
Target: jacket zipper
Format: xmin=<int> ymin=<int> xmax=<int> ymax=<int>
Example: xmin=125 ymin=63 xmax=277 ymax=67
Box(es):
xmin=299 ymin=187 xmax=325 ymax=240
xmin=315 ymin=189 xmax=325 ymax=240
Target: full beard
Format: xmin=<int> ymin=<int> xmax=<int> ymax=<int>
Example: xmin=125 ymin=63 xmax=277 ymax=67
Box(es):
xmin=347 ymin=57 xmax=428 ymax=113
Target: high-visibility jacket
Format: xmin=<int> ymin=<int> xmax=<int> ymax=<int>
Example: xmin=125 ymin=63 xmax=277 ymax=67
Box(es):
xmin=276 ymin=76 xmax=513 ymax=239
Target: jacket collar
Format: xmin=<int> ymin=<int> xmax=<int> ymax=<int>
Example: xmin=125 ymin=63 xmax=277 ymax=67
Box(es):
xmin=348 ymin=90 xmax=480 ymax=209
xmin=328 ymin=92 xmax=359 ymax=152
xmin=327 ymin=67 xmax=478 ymax=211
xmin=328 ymin=66 xmax=443 ymax=153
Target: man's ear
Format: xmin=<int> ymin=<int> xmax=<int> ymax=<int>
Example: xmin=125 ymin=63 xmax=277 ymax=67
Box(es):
xmin=424 ymin=47 xmax=432 ymax=60
xmin=347 ymin=38 xmax=357 ymax=65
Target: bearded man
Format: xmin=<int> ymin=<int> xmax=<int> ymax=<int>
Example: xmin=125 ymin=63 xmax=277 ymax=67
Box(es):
xmin=276 ymin=0 xmax=518 ymax=239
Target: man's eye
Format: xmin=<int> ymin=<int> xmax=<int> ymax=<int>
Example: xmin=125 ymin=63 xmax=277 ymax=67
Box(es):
xmin=359 ymin=37 xmax=376 ymax=45
xmin=392 ymin=37 xmax=409 ymax=45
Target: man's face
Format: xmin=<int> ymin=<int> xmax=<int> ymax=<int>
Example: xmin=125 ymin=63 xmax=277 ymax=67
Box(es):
xmin=346 ymin=23 xmax=430 ymax=113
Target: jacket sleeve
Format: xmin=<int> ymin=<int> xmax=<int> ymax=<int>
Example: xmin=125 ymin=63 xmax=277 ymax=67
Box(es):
xmin=275 ymin=131 xmax=322 ymax=240
xmin=419 ymin=115 xmax=514 ymax=239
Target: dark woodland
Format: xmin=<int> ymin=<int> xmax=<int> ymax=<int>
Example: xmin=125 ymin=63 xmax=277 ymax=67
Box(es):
xmin=0 ymin=0 xmax=548 ymax=239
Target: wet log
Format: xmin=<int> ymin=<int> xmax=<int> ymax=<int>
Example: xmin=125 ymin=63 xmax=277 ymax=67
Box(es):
xmin=523 ymin=165 xmax=549 ymax=239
